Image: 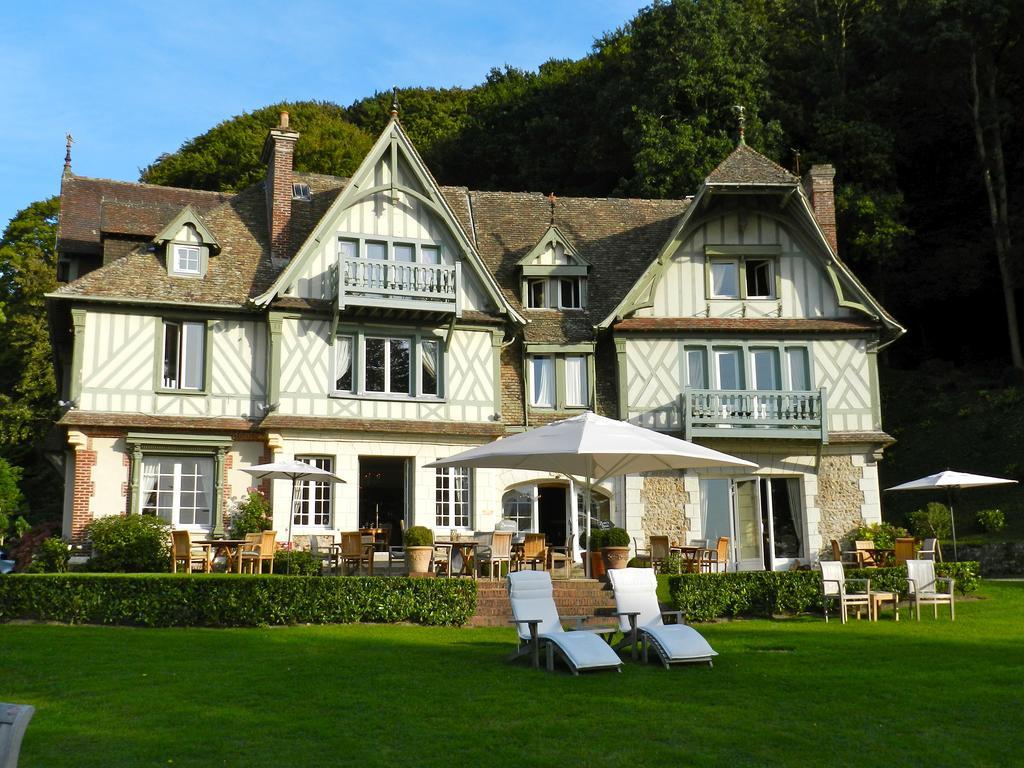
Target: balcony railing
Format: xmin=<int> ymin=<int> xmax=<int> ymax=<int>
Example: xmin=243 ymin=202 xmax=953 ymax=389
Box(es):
xmin=337 ymin=257 xmax=461 ymax=315
xmin=629 ymin=388 xmax=828 ymax=443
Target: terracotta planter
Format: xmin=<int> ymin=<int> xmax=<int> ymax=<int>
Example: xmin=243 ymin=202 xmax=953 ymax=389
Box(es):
xmin=406 ymin=546 xmax=434 ymax=575
xmin=589 ymin=551 xmax=606 ymax=579
xmin=601 ymin=546 xmax=630 ymax=571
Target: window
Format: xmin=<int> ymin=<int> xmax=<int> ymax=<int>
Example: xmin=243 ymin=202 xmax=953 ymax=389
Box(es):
xmin=687 ymin=344 xmax=811 ymax=391
xmin=686 ymin=348 xmax=709 ymax=389
xmin=338 ymin=236 xmax=445 ymax=264
xmin=746 ymin=259 xmax=774 ymax=298
xmin=292 ymin=183 xmax=311 ymax=201
xmin=365 ymin=337 xmax=410 ymax=395
xmin=141 ymin=456 xmax=213 ymax=528
xmin=525 ymin=276 xmax=586 ymax=309
xmin=421 ymin=339 xmax=439 ymax=396
xmin=527 ymin=279 xmax=546 ymax=308
xmin=162 ymin=320 xmax=205 ymax=390
xmin=786 ymin=347 xmax=811 ymax=390
xmin=710 ymin=260 xmax=740 ymax=298
xmin=173 ymin=245 xmax=201 ymax=275
xmin=436 ymin=467 xmax=472 ymax=528
xmin=530 ymin=356 xmax=555 ymax=407
xmin=294 ymin=456 xmax=332 ymax=528
xmin=750 ymin=348 xmax=781 ymax=391
xmin=335 ymin=336 xmax=353 ymax=392
xmin=707 ymin=253 xmax=779 ymax=300
xmin=564 ymin=356 xmax=588 ymax=407
xmin=502 ymin=489 xmax=534 ymax=531
xmin=559 ymin=277 xmax=582 ymax=309
xmin=715 ymin=349 xmax=743 ymax=390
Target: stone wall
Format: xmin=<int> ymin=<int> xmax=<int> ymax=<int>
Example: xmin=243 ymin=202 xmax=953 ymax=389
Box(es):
xmin=957 ymin=542 xmax=1024 ymax=577
xmin=641 ymin=473 xmax=689 ymax=537
xmin=816 ymin=454 xmax=865 ymax=550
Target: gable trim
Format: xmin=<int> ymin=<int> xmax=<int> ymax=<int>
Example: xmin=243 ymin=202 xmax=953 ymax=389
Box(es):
xmin=152 ymin=205 xmax=220 ymax=253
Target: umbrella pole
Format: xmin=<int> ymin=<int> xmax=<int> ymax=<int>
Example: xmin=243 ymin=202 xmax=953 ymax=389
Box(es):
xmin=287 ymin=477 xmax=297 ymax=546
xmin=584 ymin=456 xmax=593 ymax=580
xmin=948 ymin=488 xmax=958 ymax=562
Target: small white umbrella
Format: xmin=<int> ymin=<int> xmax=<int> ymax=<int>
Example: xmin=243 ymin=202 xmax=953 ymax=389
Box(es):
xmin=426 ymin=412 xmax=756 ymax=575
xmin=242 ymin=460 xmax=346 ymax=545
xmin=886 ymin=470 xmax=1017 ymax=560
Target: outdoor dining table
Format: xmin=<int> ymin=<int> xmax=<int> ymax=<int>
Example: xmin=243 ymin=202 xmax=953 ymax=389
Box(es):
xmin=673 ymin=545 xmax=707 ymax=573
xmin=863 ymin=548 xmax=895 ymax=567
xmin=359 ymin=527 xmax=390 ymax=552
xmin=195 ymin=539 xmax=249 ymax=574
xmin=437 ymin=539 xmax=478 ymax=578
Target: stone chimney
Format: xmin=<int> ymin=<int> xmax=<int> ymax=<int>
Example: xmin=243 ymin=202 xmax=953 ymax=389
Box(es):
xmin=261 ymin=111 xmax=300 ymax=261
xmin=804 ymin=164 xmax=837 ymax=255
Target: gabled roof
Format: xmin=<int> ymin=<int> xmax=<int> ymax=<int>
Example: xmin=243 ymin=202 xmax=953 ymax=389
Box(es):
xmin=516 ymin=224 xmax=589 ymax=268
xmin=153 ymin=204 xmax=220 ymax=253
xmin=705 ymin=144 xmax=799 ymax=186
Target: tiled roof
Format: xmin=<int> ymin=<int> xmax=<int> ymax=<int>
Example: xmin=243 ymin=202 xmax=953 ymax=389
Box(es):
xmin=705 ymin=144 xmax=798 ymax=186
xmin=614 ymin=317 xmax=880 ymax=334
xmin=58 ymin=174 xmax=231 ymax=252
xmin=59 ymin=410 xmax=257 ymax=432
xmin=467 ymin=191 xmax=688 ymax=344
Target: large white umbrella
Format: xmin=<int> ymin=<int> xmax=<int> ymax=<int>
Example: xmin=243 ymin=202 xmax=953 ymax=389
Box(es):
xmin=886 ymin=470 xmax=1017 ymax=560
xmin=426 ymin=412 xmax=756 ymax=575
xmin=242 ymin=460 xmax=346 ymax=545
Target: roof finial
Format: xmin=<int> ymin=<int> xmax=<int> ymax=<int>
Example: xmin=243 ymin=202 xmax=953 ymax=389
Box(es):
xmin=790 ymin=147 xmax=802 ymax=176
xmin=63 ymin=132 xmax=74 ymax=173
xmin=391 ymin=87 xmax=399 ymax=119
xmin=733 ymin=105 xmax=746 ymax=146
xmin=547 ymin=192 xmax=557 ymax=224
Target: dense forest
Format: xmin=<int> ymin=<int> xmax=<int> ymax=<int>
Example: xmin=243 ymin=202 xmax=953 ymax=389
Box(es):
xmin=1 ymin=0 xmax=1021 ymax=527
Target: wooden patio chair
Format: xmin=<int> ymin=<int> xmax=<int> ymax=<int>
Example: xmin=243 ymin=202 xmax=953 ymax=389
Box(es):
xmin=830 ymin=539 xmax=861 ymax=569
xmin=433 ymin=543 xmax=452 ymax=578
xmin=309 ymin=534 xmax=337 ymax=575
xmin=479 ymin=531 xmax=513 ymax=578
xmin=170 ymin=530 xmax=211 ymax=574
xmin=907 ymin=560 xmax=955 ymax=621
xmin=1 ymin=702 xmax=35 ymax=768
xmin=633 ymin=537 xmax=651 ymax=566
xmin=894 ymin=537 xmax=916 ymax=566
xmin=547 ymin=534 xmax=575 ymax=580
xmin=701 ymin=536 xmax=729 ymax=573
xmin=239 ymin=531 xmax=276 ymax=574
xmin=649 ymin=535 xmax=672 ymax=573
xmin=516 ymin=533 xmax=547 ymax=571
xmin=340 ymin=531 xmax=371 ymax=576
xmin=854 ymin=540 xmax=877 ymax=567
xmin=819 ymin=560 xmax=871 ymax=623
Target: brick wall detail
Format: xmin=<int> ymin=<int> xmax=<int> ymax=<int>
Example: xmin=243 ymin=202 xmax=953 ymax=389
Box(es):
xmin=805 ymin=164 xmax=837 ymax=255
xmin=70 ymin=443 xmax=97 ymax=543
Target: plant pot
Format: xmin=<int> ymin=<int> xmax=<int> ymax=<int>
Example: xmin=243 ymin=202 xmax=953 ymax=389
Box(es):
xmin=406 ymin=546 xmax=434 ymax=575
xmin=601 ymin=546 xmax=630 ymax=571
xmin=589 ymin=550 xmax=606 ymax=579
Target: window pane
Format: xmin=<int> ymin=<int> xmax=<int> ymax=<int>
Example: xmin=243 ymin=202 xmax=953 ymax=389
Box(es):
xmin=710 ymin=261 xmax=739 ymax=298
xmin=389 ymin=338 xmax=410 ymax=394
xmin=366 ymin=241 xmax=386 ymax=260
xmin=436 ymin=467 xmax=472 ymax=528
xmin=365 ymin=338 xmax=385 ymax=392
xmin=163 ymin=322 xmax=180 ymax=388
xmin=394 ymin=244 xmax=415 ymax=263
xmin=531 ymin=356 xmax=555 ymax=407
xmin=141 ymin=456 xmax=212 ymax=529
xmin=528 ymin=279 xmax=546 ymax=308
xmin=565 ymin=356 xmax=588 ymax=407
xmin=559 ymin=278 xmax=581 ymax=308
xmin=746 ymin=259 xmax=773 ymax=298
xmin=175 ymin=246 xmax=200 ymax=274
xmin=182 ymin=322 xmax=205 ymax=390
xmin=421 ymin=339 xmax=439 ymax=396
xmin=335 ymin=336 xmax=353 ymax=391
xmin=339 ymin=239 xmax=358 ymax=259
xmin=715 ymin=349 xmax=742 ymax=390
xmin=421 ymin=245 xmax=440 ymax=265
xmin=295 ymin=456 xmax=332 ymax=528
xmin=751 ymin=348 xmax=781 ymax=391
xmin=787 ymin=347 xmax=811 ymax=390
xmin=502 ymin=489 xmax=533 ymax=531
xmin=686 ymin=348 xmax=708 ymax=388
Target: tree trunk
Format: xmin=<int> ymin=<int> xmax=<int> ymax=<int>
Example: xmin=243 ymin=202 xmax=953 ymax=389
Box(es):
xmin=970 ymin=49 xmax=1022 ymax=369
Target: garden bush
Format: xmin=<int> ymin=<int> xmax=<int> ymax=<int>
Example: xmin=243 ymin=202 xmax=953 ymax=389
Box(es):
xmin=228 ymin=491 xmax=272 ymax=538
xmin=975 ymin=508 xmax=1005 ymax=533
xmin=25 ymin=537 xmax=71 ymax=573
xmin=908 ymin=502 xmax=953 ymax=540
xmin=404 ymin=526 xmax=433 ymax=547
xmin=270 ymin=549 xmax=321 ymax=576
xmin=854 ymin=521 xmax=910 ymax=549
xmin=668 ymin=562 xmax=980 ymax=621
xmin=604 ymin=527 xmax=630 ymax=547
xmin=84 ymin=514 xmax=171 ymax=572
xmin=0 ymin=573 xmax=476 ymax=627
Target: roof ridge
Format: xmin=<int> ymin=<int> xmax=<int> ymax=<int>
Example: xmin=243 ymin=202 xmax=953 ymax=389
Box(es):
xmin=66 ymin=174 xmax=235 ymax=197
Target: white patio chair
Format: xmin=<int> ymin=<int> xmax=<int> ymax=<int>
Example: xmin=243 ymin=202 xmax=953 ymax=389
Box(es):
xmin=507 ymin=570 xmax=621 ymax=675
xmin=907 ymin=559 xmax=955 ymax=621
xmin=1 ymin=702 xmax=34 ymax=768
xmin=607 ymin=567 xmax=717 ymax=669
xmin=819 ymin=561 xmax=871 ymax=623
xmin=917 ymin=538 xmax=941 ymax=561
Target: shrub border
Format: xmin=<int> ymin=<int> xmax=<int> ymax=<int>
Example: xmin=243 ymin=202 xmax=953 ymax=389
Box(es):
xmin=0 ymin=573 xmax=477 ymax=628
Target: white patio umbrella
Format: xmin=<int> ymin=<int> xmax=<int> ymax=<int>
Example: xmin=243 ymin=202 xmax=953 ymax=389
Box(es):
xmin=242 ymin=460 xmax=346 ymax=545
xmin=885 ymin=470 xmax=1017 ymax=561
xmin=426 ymin=412 xmax=756 ymax=576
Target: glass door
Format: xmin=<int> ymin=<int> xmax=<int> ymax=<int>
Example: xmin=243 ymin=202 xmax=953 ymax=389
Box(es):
xmin=732 ymin=478 xmax=764 ymax=571
xmin=758 ymin=478 xmax=804 ymax=570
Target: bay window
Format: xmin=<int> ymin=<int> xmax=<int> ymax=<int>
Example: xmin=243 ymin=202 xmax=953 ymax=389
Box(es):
xmin=331 ymin=329 xmax=444 ymax=399
xmin=141 ymin=456 xmax=213 ymax=529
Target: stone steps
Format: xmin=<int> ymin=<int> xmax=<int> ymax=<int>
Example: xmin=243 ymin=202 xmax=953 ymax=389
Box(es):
xmin=469 ymin=576 xmax=617 ymax=627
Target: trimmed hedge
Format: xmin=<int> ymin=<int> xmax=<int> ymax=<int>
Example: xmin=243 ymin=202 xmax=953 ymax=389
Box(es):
xmin=669 ymin=562 xmax=981 ymax=622
xmin=0 ymin=573 xmax=477 ymax=628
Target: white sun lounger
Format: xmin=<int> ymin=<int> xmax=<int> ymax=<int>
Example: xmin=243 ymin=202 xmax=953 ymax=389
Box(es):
xmin=608 ymin=567 xmax=717 ymax=669
xmin=507 ymin=570 xmax=622 ymax=675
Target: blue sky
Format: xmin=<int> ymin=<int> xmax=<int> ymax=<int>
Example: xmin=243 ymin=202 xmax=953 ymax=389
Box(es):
xmin=1 ymin=0 xmax=648 ymax=230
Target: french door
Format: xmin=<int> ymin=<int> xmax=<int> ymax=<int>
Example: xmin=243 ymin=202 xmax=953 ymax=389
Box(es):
xmin=702 ymin=477 xmax=804 ymax=571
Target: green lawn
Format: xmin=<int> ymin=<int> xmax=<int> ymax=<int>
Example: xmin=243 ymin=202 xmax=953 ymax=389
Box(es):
xmin=3 ymin=582 xmax=1024 ymax=767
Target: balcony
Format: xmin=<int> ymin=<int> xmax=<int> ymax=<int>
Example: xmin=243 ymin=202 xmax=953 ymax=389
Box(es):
xmin=629 ymin=388 xmax=827 ymax=443
xmin=338 ymin=257 xmax=461 ymax=315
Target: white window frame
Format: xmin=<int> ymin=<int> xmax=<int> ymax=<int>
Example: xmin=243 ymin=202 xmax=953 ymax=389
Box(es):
xmin=564 ymin=355 xmax=588 ymax=407
xmin=337 ymin=235 xmax=447 ymax=265
xmin=529 ymin=356 xmax=556 ymax=408
xmin=364 ymin=336 xmax=412 ymax=396
xmin=294 ymin=455 xmax=333 ymax=529
xmin=686 ymin=342 xmax=813 ymax=392
xmin=162 ymin=320 xmax=206 ymax=391
xmin=173 ymin=244 xmax=201 ymax=275
xmin=140 ymin=455 xmax=214 ymax=530
xmin=745 ymin=259 xmax=775 ymax=299
xmin=709 ymin=260 xmax=741 ymax=299
xmin=558 ymin=277 xmax=583 ymax=309
xmin=331 ymin=329 xmax=444 ymax=401
xmin=707 ymin=254 xmax=779 ymax=301
xmin=435 ymin=467 xmax=472 ymax=529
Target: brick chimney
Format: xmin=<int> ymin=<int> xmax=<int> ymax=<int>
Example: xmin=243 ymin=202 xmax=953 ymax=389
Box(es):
xmin=804 ymin=164 xmax=837 ymax=255
xmin=261 ymin=111 xmax=300 ymax=261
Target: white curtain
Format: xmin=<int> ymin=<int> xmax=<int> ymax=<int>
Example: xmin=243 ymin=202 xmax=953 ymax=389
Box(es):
xmin=565 ymin=356 xmax=587 ymax=407
xmin=182 ymin=322 xmax=205 ymax=390
xmin=786 ymin=478 xmax=804 ymax=557
xmin=140 ymin=459 xmax=160 ymax=516
xmin=532 ymin=357 xmax=554 ymax=407
xmin=422 ymin=339 xmax=438 ymax=395
xmin=335 ymin=336 xmax=352 ymax=390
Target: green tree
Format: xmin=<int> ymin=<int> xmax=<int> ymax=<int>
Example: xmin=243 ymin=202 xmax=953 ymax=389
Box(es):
xmin=140 ymin=101 xmax=374 ymax=191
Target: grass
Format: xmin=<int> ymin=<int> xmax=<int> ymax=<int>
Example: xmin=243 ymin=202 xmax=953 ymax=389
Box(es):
xmin=3 ymin=582 xmax=1024 ymax=767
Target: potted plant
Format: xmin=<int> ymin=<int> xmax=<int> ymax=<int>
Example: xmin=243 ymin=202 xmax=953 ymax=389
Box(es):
xmin=404 ymin=525 xmax=434 ymax=575
xmin=601 ymin=527 xmax=631 ymax=571
xmin=587 ymin=528 xmax=608 ymax=578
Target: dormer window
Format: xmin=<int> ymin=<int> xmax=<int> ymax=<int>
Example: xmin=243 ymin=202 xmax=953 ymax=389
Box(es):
xmin=292 ymin=182 xmax=311 ymax=201
xmin=705 ymin=245 xmax=781 ymax=301
xmin=173 ymin=244 xmax=201 ymax=275
xmin=519 ymin=225 xmax=590 ymax=311
xmin=153 ymin=206 xmax=220 ymax=279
